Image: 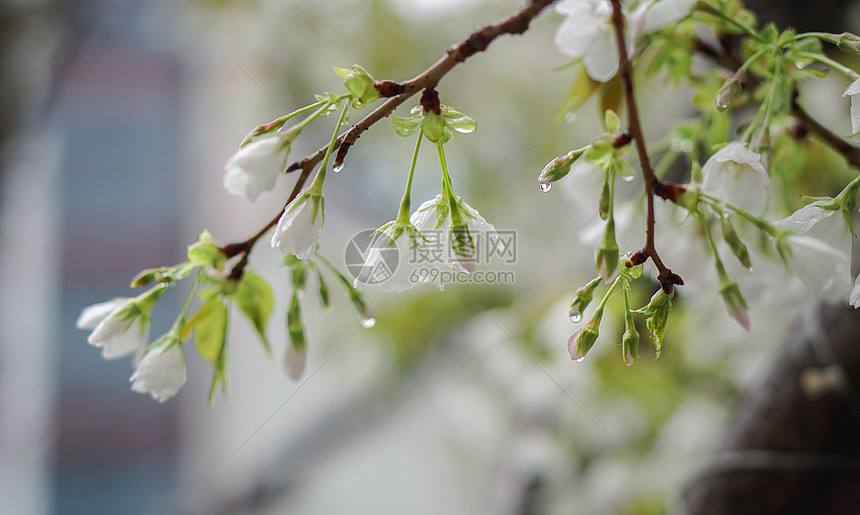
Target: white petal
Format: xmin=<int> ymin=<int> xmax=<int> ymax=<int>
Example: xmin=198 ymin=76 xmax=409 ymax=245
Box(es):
xmin=842 ymin=78 xmax=860 ymax=97
xmin=100 ymin=317 xmax=149 ymax=360
xmin=786 ymin=235 xmax=852 ymax=301
xmin=283 ymin=343 xmax=307 ymax=381
xmin=223 ymin=136 xmax=286 ymax=202
xmin=410 ymin=195 xmax=447 ymax=232
xmin=634 ymin=0 xmax=696 ymax=34
xmin=88 ymin=302 xmax=135 ymax=347
xmin=850 ymin=274 xmax=860 ymax=307
xmin=271 ymin=195 xmax=324 ymax=259
xmin=130 ymin=344 xmax=187 ymax=403
xmin=553 ymin=0 xmax=621 ymax=82
xmin=701 ymin=143 xmax=770 ymax=215
xmin=76 ymin=298 xmax=125 ymax=329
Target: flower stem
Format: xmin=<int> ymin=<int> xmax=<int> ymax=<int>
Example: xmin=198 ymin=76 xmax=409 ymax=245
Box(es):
xmin=694 ymin=1 xmax=763 ymax=41
xmin=798 ymin=52 xmax=860 ymax=80
xmin=270 ymin=100 xmax=327 ymax=132
xmin=436 ymin=143 xmax=462 ymax=221
xmin=310 ymin=99 xmax=351 ymax=193
xmin=398 ymin=129 xmax=423 ymax=221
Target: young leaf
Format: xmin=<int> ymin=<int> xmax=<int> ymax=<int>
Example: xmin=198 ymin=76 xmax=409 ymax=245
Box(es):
xmin=232 ymin=270 xmax=274 ymax=354
xmin=188 ymin=299 xmax=228 ymax=364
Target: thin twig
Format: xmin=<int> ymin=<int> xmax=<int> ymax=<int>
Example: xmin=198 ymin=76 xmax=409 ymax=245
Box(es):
xmin=223 ymin=0 xmax=560 ymax=277
xmin=609 ymin=0 xmax=681 ymax=290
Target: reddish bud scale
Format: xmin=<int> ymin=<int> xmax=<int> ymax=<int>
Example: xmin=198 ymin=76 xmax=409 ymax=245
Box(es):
xmin=374 ymin=80 xmax=405 ymax=97
xmin=660 ymin=271 xmax=684 ymax=293
xmin=628 ymin=250 xmax=647 ymax=266
xmin=654 ymin=181 xmax=686 ymax=202
xmin=613 ymin=132 xmax=633 ymax=148
xmin=219 ymin=242 xmax=248 ymax=259
xmin=335 ymin=142 xmax=352 ymax=167
xmin=420 ymin=88 xmax=442 ymax=115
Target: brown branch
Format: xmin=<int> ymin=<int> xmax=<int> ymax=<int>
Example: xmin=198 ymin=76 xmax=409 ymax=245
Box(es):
xmin=609 ymin=0 xmax=681 ymax=291
xmin=792 ymin=94 xmax=860 ymax=169
xmin=222 ymin=0 xmax=560 ymax=277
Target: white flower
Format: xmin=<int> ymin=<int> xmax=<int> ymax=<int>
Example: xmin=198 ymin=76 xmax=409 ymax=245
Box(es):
xmin=554 ymin=0 xmax=693 ymax=82
xmin=77 ymin=298 xmax=149 ymax=360
xmin=701 ymin=142 xmax=770 ymax=215
xmin=355 ymin=221 xmax=437 ymax=292
xmin=223 ymin=135 xmax=288 ymax=202
xmin=779 ymin=235 xmax=852 ymax=301
xmin=283 ymin=343 xmax=307 ymax=381
xmin=775 ymin=201 xmax=853 ymax=302
xmin=842 ymin=78 xmax=860 ymax=140
xmin=410 ymin=194 xmax=496 ymax=276
xmin=554 ymin=0 xmax=621 ymax=82
xmin=271 ymin=191 xmax=324 ymax=260
xmin=631 ymin=0 xmax=697 ymax=35
xmin=130 ymin=343 xmax=187 ymax=403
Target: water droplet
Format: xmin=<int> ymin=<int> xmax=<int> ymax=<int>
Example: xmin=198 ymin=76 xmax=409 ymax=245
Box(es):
xmin=573 ymin=353 xmax=586 ymax=363
xmin=716 ymin=100 xmax=730 ymax=111
xmin=539 ymin=181 xmax=552 ymax=193
xmin=333 ymin=163 xmax=344 ymax=173
xmin=361 ymin=317 xmax=376 ymax=328
xmin=568 ymin=307 xmax=582 ymax=323
xmin=621 ymin=174 xmax=635 ymax=182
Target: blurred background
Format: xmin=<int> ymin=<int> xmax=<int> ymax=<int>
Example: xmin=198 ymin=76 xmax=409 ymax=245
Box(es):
xmin=1 ymin=0 xmax=859 ymax=514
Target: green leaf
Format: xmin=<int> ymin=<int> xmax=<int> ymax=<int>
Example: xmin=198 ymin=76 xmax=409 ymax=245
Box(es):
xmin=188 ymin=299 xmax=228 ymax=364
xmin=421 ymin=112 xmax=449 ymax=143
xmin=391 ymin=114 xmax=421 ymax=137
xmin=604 ymin=109 xmax=621 ymax=133
xmin=232 ymin=270 xmax=274 ymax=354
xmin=442 ymin=107 xmax=477 ymax=134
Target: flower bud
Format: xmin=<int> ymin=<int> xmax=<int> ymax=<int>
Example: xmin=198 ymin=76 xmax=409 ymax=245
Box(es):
xmin=538 ymin=148 xmax=584 ymax=192
xmin=720 ymin=217 xmax=752 ymax=269
xmin=335 ymin=65 xmax=380 ymax=108
xmin=719 ymin=280 xmax=750 ymax=330
xmin=569 ymin=277 xmax=602 ymax=323
xmin=715 ymin=76 xmax=742 ymax=111
xmin=567 ymin=323 xmax=599 ymax=362
xmin=595 ymin=221 xmax=619 ymax=282
xmin=622 ymin=327 xmax=639 ymax=366
xmin=837 ymin=32 xmax=860 ymax=55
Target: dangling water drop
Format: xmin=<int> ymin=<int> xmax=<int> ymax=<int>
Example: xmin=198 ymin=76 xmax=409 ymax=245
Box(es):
xmin=573 ymin=354 xmax=586 ymax=363
xmin=621 ymin=174 xmax=635 ymax=182
xmin=539 ymin=180 xmax=552 ymax=193
xmin=333 ymin=163 xmax=344 ymax=173
xmin=361 ymin=317 xmax=376 ymax=328
xmin=568 ymin=307 xmax=582 ymax=323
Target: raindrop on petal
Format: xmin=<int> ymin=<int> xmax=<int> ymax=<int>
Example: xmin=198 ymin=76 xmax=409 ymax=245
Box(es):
xmin=568 ymin=307 xmax=582 ymax=323
xmin=539 ymin=181 xmax=552 ymax=193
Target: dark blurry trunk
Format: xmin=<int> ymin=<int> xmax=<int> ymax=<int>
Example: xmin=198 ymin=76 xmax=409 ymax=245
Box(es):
xmin=681 ymin=3 xmax=860 ymax=514
xmin=681 ymin=305 xmax=860 ymax=514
